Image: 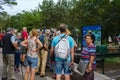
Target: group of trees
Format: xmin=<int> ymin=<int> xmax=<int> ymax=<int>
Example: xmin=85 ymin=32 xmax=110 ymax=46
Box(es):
xmin=0 ymin=0 xmax=17 ymax=32
xmin=0 ymin=0 xmax=17 ymax=10
xmin=0 ymin=0 xmax=120 ymax=39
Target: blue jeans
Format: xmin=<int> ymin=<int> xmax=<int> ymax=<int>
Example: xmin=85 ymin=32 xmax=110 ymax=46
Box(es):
xmin=15 ymin=52 xmax=21 ymax=68
xmin=25 ymin=56 xmax=38 ymax=68
xmin=54 ymin=61 xmax=72 ymax=75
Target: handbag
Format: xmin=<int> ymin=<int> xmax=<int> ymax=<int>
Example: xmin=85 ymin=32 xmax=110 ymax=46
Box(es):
xmin=77 ymin=59 xmax=88 ymax=76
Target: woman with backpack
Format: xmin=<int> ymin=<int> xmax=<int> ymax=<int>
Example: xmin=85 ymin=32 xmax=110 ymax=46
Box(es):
xmin=21 ymin=29 xmax=43 ymax=80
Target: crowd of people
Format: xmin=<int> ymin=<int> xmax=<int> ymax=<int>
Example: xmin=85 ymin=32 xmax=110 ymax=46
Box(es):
xmin=1 ymin=23 xmax=96 ymax=80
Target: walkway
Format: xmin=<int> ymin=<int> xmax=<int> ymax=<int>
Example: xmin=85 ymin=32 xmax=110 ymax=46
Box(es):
xmin=0 ymin=48 xmax=111 ymax=80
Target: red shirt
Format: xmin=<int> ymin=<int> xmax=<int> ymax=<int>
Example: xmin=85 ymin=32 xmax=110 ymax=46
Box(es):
xmin=0 ymin=34 xmax=5 ymax=41
xmin=22 ymin=31 xmax=28 ymax=40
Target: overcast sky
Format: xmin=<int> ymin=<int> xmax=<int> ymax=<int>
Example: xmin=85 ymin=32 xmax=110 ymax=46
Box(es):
xmin=2 ymin=0 xmax=42 ymax=15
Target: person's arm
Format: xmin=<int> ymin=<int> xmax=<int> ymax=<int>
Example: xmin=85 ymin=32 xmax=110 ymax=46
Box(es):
xmin=20 ymin=40 xmax=28 ymax=48
xmin=86 ymin=46 xmax=96 ymax=72
xmin=50 ymin=46 xmax=54 ymax=56
xmin=74 ymin=39 xmax=78 ymax=49
xmin=88 ymin=56 xmax=95 ymax=67
xmin=11 ymin=36 xmax=19 ymax=50
xmin=35 ymin=39 xmax=43 ymax=51
xmin=86 ymin=56 xmax=95 ymax=73
xmin=50 ymin=38 xmax=54 ymax=59
xmin=70 ymin=37 xmax=75 ymax=65
xmin=70 ymin=47 xmax=74 ymax=64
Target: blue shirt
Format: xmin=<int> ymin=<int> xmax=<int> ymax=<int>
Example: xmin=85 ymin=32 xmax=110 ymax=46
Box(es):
xmin=51 ymin=34 xmax=74 ymax=62
xmin=11 ymin=35 xmax=16 ymax=44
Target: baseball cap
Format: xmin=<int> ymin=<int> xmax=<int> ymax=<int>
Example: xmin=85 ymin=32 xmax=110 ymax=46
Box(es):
xmin=7 ymin=28 xmax=14 ymax=32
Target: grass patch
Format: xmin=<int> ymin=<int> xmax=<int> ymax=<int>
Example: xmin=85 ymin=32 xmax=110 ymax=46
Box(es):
xmin=105 ymin=57 xmax=120 ymax=64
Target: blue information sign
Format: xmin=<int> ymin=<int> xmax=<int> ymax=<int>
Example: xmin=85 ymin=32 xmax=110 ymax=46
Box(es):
xmin=82 ymin=25 xmax=101 ymax=47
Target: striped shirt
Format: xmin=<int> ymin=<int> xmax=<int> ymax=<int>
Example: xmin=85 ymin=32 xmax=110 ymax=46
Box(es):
xmin=81 ymin=44 xmax=96 ymax=66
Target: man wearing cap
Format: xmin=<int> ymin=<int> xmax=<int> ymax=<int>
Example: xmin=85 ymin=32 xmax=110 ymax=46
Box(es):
xmin=50 ymin=23 xmax=75 ymax=80
xmin=1 ymin=28 xmax=19 ymax=80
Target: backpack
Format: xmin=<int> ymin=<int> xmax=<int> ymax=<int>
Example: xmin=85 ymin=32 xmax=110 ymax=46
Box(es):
xmin=55 ymin=35 xmax=70 ymax=59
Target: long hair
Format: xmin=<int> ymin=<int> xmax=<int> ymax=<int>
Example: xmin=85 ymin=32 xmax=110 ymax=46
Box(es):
xmin=30 ymin=29 xmax=38 ymax=38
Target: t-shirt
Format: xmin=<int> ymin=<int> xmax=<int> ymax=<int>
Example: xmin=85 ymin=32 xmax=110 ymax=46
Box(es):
xmin=51 ymin=33 xmax=74 ymax=62
xmin=81 ymin=44 xmax=96 ymax=66
xmin=11 ymin=35 xmax=16 ymax=44
xmin=22 ymin=31 xmax=28 ymax=40
xmin=15 ymin=38 xmax=23 ymax=53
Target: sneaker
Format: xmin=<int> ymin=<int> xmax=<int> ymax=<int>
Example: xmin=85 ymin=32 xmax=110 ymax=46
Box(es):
xmin=35 ymin=72 xmax=40 ymax=75
xmin=14 ymin=68 xmax=16 ymax=72
xmin=52 ymin=74 xmax=56 ymax=79
xmin=15 ymin=68 xmax=20 ymax=73
xmin=40 ymin=74 xmax=47 ymax=77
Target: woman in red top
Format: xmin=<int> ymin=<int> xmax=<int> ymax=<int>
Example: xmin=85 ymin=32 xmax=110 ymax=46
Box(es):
xmin=22 ymin=27 xmax=28 ymax=40
xmin=21 ymin=27 xmax=28 ymax=65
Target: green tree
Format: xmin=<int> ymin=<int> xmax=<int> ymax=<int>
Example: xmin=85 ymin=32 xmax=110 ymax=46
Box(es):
xmin=102 ymin=0 xmax=120 ymax=37
xmin=2 ymin=0 xmax=120 ymax=41
xmin=0 ymin=0 xmax=17 ymax=10
xmin=0 ymin=11 xmax=10 ymax=31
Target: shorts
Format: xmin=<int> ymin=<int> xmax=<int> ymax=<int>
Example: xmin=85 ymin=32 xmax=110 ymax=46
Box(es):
xmin=22 ymin=47 xmax=27 ymax=54
xmin=25 ymin=56 xmax=38 ymax=68
xmin=54 ymin=61 xmax=73 ymax=75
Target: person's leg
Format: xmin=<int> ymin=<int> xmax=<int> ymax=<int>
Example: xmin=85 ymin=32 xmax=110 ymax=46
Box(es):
xmin=20 ymin=53 xmax=26 ymax=64
xmin=52 ymin=62 xmax=56 ymax=79
xmin=64 ymin=75 xmax=70 ymax=80
xmin=35 ymin=52 xmax=40 ymax=73
xmin=63 ymin=62 xmax=72 ymax=80
xmin=14 ymin=53 xmax=17 ymax=69
xmin=54 ymin=62 xmax=63 ymax=80
xmin=7 ymin=54 xmax=15 ymax=80
xmin=14 ymin=53 xmax=18 ymax=72
xmin=30 ymin=57 xmax=38 ymax=80
xmin=22 ymin=54 xmax=26 ymax=63
xmin=46 ymin=50 xmax=50 ymax=68
xmin=2 ymin=54 xmax=8 ymax=79
xmin=24 ymin=67 xmax=30 ymax=80
xmin=15 ymin=53 xmax=19 ymax=68
xmin=40 ymin=49 xmax=48 ymax=76
xmin=30 ymin=68 xmax=36 ymax=80
xmin=21 ymin=47 xmax=26 ymax=64
xmin=56 ymin=74 xmax=62 ymax=80
xmin=16 ymin=53 xmax=20 ymax=72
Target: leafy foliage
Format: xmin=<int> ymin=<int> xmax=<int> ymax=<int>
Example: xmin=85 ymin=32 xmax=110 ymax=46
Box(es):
xmin=0 ymin=0 xmax=17 ymax=10
xmin=0 ymin=0 xmax=120 ymax=40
